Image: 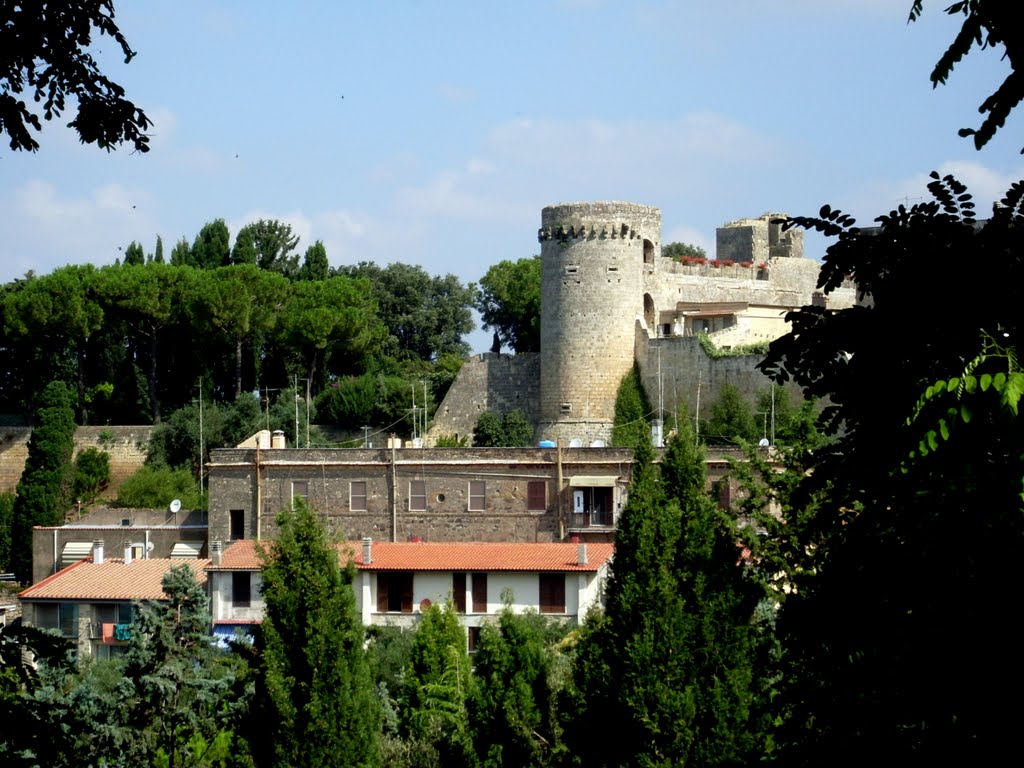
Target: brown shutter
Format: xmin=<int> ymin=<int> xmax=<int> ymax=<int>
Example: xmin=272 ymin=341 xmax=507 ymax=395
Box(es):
xmin=377 ymin=574 xmax=388 ymax=613
xmin=401 ymin=573 xmax=414 ymax=613
xmin=540 ymin=573 xmax=566 ymax=614
xmin=472 ymin=572 xmax=487 ymax=613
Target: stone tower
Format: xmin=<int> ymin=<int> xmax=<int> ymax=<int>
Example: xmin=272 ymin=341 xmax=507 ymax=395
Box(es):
xmin=537 ymin=201 xmax=661 ymax=445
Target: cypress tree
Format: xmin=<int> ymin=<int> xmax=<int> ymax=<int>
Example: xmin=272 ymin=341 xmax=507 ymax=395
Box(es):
xmin=565 ymin=415 xmax=763 ymax=766
xmin=10 ymin=381 xmax=77 ymax=582
xmin=252 ymin=499 xmax=380 ymax=768
xmin=401 ymin=602 xmax=475 ymax=767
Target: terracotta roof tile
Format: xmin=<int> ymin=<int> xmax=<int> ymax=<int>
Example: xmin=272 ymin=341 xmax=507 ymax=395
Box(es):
xmin=208 ymin=539 xmax=613 ymax=573
xmin=207 ymin=540 xmax=268 ymax=570
xmin=20 ymin=558 xmax=209 ymax=601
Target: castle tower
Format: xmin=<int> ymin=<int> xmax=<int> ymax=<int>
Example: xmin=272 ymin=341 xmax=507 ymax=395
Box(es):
xmin=538 ymin=202 xmax=661 ymax=445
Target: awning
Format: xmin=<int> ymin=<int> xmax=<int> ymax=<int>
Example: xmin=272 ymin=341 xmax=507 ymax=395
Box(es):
xmin=170 ymin=541 xmax=204 ymax=559
xmin=569 ymin=476 xmax=619 ymax=487
xmin=61 ymin=542 xmax=93 ymax=568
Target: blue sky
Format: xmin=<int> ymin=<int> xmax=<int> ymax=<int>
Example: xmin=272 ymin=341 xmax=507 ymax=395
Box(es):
xmin=3 ymin=1 xmax=1022 ymax=353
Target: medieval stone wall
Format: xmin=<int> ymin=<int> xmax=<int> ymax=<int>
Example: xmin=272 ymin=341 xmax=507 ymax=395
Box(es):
xmin=0 ymin=426 xmax=153 ymax=496
xmin=426 ymin=353 xmax=540 ymax=445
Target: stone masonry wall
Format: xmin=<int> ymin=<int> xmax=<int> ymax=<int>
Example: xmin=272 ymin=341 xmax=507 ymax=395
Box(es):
xmin=207 ymin=446 xmax=636 ymax=545
xmin=427 ymin=353 xmax=540 ymax=445
xmin=539 ymin=202 xmax=661 ymax=445
xmin=0 ymin=426 xmax=153 ymax=496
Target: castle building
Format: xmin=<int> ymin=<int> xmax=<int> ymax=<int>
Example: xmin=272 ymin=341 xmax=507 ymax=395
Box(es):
xmin=429 ymin=202 xmax=858 ymax=447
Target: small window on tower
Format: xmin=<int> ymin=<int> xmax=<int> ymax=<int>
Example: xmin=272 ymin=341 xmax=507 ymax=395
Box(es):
xmin=560 ymin=402 xmax=573 ymax=414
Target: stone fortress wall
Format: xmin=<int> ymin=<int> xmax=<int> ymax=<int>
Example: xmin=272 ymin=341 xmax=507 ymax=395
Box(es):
xmin=0 ymin=426 xmax=153 ymax=496
xmin=429 ymin=203 xmax=859 ymax=447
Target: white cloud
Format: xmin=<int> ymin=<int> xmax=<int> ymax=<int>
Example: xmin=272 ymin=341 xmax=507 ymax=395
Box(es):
xmin=436 ymin=83 xmax=477 ymax=106
xmin=0 ymin=180 xmax=156 ymax=281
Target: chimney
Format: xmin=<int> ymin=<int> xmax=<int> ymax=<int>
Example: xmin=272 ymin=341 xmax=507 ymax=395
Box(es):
xmin=271 ymin=429 xmax=286 ymax=449
xmin=577 ymin=542 xmax=588 ymax=566
xmin=211 ymin=540 xmax=223 ymax=567
xmin=92 ymin=539 xmax=104 ymax=565
xmin=362 ymin=536 xmax=373 ymax=565
xmin=124 ymin=544 xmax=133 ymax=565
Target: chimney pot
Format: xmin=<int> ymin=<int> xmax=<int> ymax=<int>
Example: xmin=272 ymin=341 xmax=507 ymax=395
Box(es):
xmin=211 ymin=540 xmax=223 ymax=567
xmin=362 ymin=536 xmax=373 ymax=565
xmin=577 ymin=542 xmax=588 ymax=565
xmin=92 ymin=539 xmax=104 ymax=565
xmin=124 ymin=544 xmax=133 ymax=565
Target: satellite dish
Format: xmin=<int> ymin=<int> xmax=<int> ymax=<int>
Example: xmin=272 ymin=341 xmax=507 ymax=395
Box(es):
xmin=169 ymin=499 xmax=182 ymax=514
xmin=569 ymin=438 xmax=583 ymax=448
xmin=758 ymin=438 xmax=770 ymax=448
xmin=590 ymin=439 xmax=606 ymax=448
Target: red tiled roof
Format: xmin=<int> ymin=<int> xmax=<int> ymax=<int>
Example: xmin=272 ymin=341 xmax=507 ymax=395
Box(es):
xmin=207 ymin=540 xmax=269 ymax=571
xmin=212 ymin=539 xmax=613 ymax=573
xmin=20 ymin=558 xmax=209 ymax=601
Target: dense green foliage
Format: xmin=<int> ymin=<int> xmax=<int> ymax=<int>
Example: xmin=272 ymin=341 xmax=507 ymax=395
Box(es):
xmin=113 ymin=464 xmax=203 ymax=510
xmin=0 ymin=565 xmax=239 ymax=768
xmin=0 ymin=0 xmax=151 ymax=153
xmin=704 ymin=382 xmax=758 ymax=446
xmin=251 ymin=500 xmax=380 ymax=768
xmin=337 ymin=262 xmax=474 ymax=363
xmin=72 ymin=446 xmax=111 ymax=503
xmin=661 ymin=241 xmax=708 ymax=261
xmin=610 ymin=366 xmax=652 ymax=448
xmin=401 ymin=602 xmax=475 ymax=767
xmin=10 ymin=381 xmax=77 ymax=580
xmin=0 ymin=493 xmax=13 ymax=575
xmin=566 ymin=421 xmax=764 ymax=767
xmin=0 ymin=236 xmax=475 ymax=431
xmin=471 ymin=608 xmax=560 ymax=768
xmin=474 ymin=257 xmax=541 ymax=354
xmin=472 ymin=410 xmax=534 ymax=447
xmin=758 ymin=175 xmax=1023 ymax=765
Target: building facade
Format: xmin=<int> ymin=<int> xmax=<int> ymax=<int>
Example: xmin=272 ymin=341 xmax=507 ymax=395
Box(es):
xmin=208 ymin=538 xmax=614 ymax=649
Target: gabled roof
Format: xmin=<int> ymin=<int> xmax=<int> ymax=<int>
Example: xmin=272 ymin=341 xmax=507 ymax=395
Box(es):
xmin=211 ymin=539 xmax=613 ymax=574
xmin=20 ymin=558 xmax=209 ymax=601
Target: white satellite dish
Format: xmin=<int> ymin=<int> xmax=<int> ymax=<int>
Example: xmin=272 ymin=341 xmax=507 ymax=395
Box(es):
xmin=569 ymin=438 xmax=583 ymax=448
xmin=590 ymin=439 xmax=606 ymax=448
xmin=169 ymin=499 xmax=182 ymax=514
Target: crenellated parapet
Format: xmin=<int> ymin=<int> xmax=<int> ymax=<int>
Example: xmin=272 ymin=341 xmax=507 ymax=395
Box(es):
xmin=537 ymin=221 xmax=642 ymax=242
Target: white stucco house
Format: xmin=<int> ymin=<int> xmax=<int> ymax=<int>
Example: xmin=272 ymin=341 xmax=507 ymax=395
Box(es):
xmin=207 ymin=537 xmax=613 ymax=648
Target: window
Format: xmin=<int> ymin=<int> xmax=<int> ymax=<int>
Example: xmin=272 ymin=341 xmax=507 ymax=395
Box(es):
xmin=572 ymin=487 xmax=615 ymax=526
xmin=291 ymin=480 xmax=308 ymax=505
xmin=539 ymin=573 xmax=566 ymax=614
xmin=233 ymin=572 xmax=252 ymax=608
xmin=467 ymin=626 xmax=481 ymax=654
xmin=409 ymin=480 xmax=426 ymax=512
xmin=453 ymin=572 xmax=466 ymax=613
xmin=471 ymin=573 xmax=487 ymax=613
xmin=527 ymin=481 xmax=546 ymax=511
xmin=94 ymin=602 xmax=132 ymax=625
xmin=36 ymin=602 xmax=78 ymax=637
xmin=468 ymin=480 xmax=486 ymax=511
xmin=350 ymin=481 xmax=367 ymax=512
xmin=229 ymin=509 xmax=245 ymax=540
xmin=377 ymin=572 xmax=414 ymax=613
